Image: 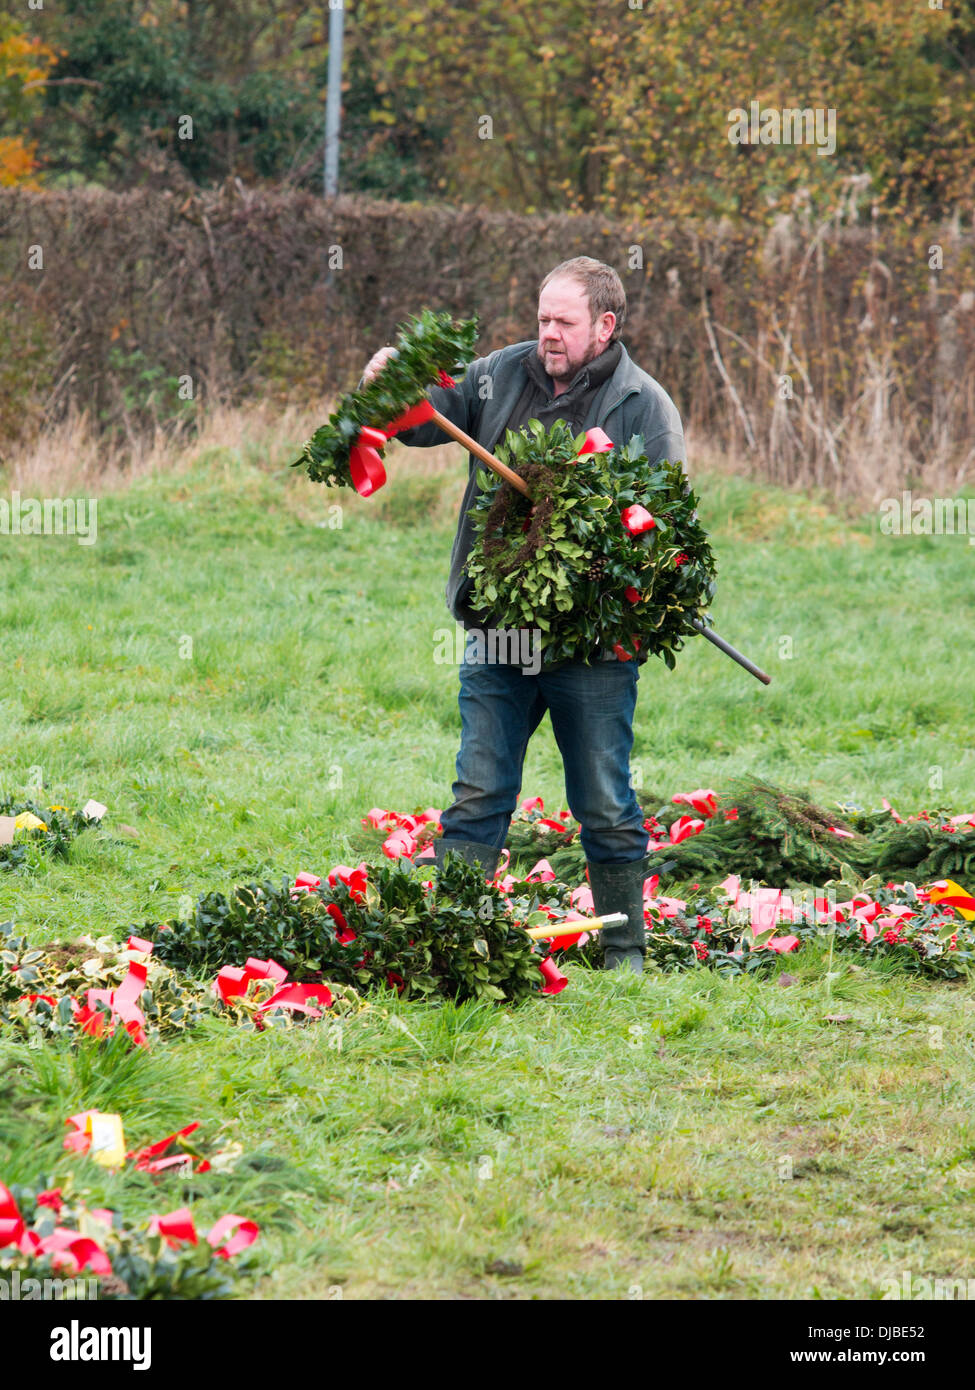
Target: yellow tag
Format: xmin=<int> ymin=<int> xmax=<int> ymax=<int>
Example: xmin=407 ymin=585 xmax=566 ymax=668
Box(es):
xmin=14 ymin=811 xmax=47 ymax=832
xmin=929 ymin=879 xmax=975 ymax=922
xmin=87 ymin=1112 xmax=126 ymax=1168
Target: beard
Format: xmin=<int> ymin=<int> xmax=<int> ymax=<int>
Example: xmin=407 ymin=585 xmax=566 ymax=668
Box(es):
xmin=537 ymin=331 xmax=603 ymax=382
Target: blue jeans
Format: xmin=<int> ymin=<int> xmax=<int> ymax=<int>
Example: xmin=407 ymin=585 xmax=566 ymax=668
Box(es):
xmin=439 ymin=637 xmax=648 ymax=865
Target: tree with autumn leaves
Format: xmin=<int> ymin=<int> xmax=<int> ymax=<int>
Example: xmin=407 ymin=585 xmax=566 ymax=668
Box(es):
xmin=0 ymin=18 xmax=57 ymax=188
xmin=346 ymin=0 xmax=975 ymax=228
xmin=7 ymin=0 xmax=975 ymax=226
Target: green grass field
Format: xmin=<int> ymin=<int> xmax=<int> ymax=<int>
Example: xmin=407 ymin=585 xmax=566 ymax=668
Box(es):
xmin=2 ymin=437 xmax=974 ymax=1299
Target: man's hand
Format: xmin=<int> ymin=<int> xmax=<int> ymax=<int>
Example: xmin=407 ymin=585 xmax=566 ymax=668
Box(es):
xmin=362 ymin=346 xmax=397 ymax=384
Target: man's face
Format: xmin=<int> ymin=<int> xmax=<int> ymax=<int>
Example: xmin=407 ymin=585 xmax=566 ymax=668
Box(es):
xmin=536 ymin=277 xmax=615 ymax=383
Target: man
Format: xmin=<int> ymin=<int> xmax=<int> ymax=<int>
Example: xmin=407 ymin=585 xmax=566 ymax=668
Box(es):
xmin=362 ymin=258 xmax=686 ymax=972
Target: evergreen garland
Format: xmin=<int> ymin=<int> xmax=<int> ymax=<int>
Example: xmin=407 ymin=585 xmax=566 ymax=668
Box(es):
xmin=493 ymin=777 xmax=975 ymax=894
xmin=293 ymin=309 xmax=479 ymax=488
xmin=150 ymin=859 xmax=547 ymax=1005
xmin=464 ymin=419 xmax=717 ymax=666
xmin=636 ymin=779 xmax=867 ymax=885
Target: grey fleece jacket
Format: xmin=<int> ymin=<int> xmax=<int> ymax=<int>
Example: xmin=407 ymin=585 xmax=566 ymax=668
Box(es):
xmin=399 ymin=338 xmax=686 ymax=665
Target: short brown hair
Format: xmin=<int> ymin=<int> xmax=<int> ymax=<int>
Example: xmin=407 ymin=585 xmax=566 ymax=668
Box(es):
xmin=539 ymin=257 xmax=626 ymax=342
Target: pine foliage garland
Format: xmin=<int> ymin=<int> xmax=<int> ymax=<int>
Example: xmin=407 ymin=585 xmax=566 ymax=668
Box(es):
xmin=493 ymin=777 xmax=975 ymax=894
xmin=293 ymin=308 xmax=478 ymax=488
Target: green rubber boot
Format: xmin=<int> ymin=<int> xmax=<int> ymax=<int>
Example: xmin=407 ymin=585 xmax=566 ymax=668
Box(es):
xmin=587 ymin=855 xmax=651 ymax=973
xmin=432 ymin=836 xmax=502 ymax=882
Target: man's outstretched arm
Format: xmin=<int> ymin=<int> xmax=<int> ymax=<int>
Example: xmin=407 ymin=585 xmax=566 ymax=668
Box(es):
xmin=361 ymin=346 xmax=488 ymax=449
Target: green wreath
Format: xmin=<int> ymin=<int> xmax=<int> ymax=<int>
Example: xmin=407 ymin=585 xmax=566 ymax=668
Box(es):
xmin=465 ymin=419 xmax=717 ymax=667
xmin=293 ymin=308 xmax=479 ymax=488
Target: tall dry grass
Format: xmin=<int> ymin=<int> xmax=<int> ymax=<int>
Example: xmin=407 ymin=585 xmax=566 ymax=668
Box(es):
xmin=5 ymin=393 xmax=970 ymax=515
xmin=2 ymin=395 xmax=470 ymax=532
xmin=3 ymin=185 xmax=973 ymax=502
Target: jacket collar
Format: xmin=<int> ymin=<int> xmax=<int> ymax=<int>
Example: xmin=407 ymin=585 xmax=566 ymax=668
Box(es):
xmin=507 ymin=339 xmax=643 ymax=402
xmin=487 ymin=340 xmax=643 ymax=451
xmin=523 ymin=340 xmax=622 ymax=398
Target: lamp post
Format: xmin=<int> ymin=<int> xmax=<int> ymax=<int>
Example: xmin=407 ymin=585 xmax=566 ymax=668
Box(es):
xmin=324 ymin=0 xmax=344 ymax=198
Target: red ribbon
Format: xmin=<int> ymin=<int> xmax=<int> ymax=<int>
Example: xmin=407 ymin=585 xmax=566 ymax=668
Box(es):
xmin=294 ymin=870 xmax=321 ymax=892
xmin=3 ymin=1187 xmax=114 ymax=1272
xmin=259 ymin=981 xmax=333 ymax=1018
xmin=669 ymin=815 xmax=705 ymax=844
xmin=244 ymin=957 xmax=288 ymax=983
xmin=38 ymin=1229 xmax=112 ymax=1276
xmin=214 ymin=956 xmax=287 ymax=1003
xmin=112 ymin=959 xmax=148 ymax=1018
xmin=621 ymin=504 xmax=656 ymax=534
xmin=326 ymin=863 xmax=369 ymax=902
xmin=382 ymin=826 xmax=418 ymax=859
xmin=214 ymin=966 xmax=249 ymax=1003
xmin=148 ymin=1207 xmax=198 ymax=1247
xmin=349 ymin=444 xmax=387 ymax=497
xmin=613 ymin=636 xmax=642 ymax=661
xmin=537 ymin=818 xmax=567 ymax=833
xmin=63 ymin=1111 xmax=95 ymax=1154
xmin=350 ymin=369 xmax=456 ymax=498
xmin=3 ymin=1189 xmax=113 ymax=1273
xmin=213 ymin=959 xmax=334 ymax=1020
xmin=672 ymin=789 xmax=718 ymax=818
xmin=346 ymin=424 xmax=390 ymax=497
xmin=0 ymin=1176 xmax=261 ymax=1276
xmin=546 ymin=929 xmax=589 ymax=950
xmin=141 ymin=1154 xmax=203 ymax=1175
xmin=0 ymin=1182 xmax=23 ymax=1248
xmin=326 ymin=902 xmax=356 ymax=944
xmin=69 ymin=936 xmax=154 ymax=1047
xmin=0 ymin=1218 xmax=25 ymax=1249
xmin=537 ymin=956 xmax=569 ymax=995
xmin=131 ymin=1123 xmax=206 ymax=1175
xmin=207 ymin=1213 xmax=259 ymax=1259
xmin=384 ymin=399 xmax=435 ymax=434
xmin=576 ymin=427 xmax=614 ymax=455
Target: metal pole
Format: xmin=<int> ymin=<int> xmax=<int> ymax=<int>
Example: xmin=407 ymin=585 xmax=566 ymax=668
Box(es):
xmin=324 ymin=0 xmax=344 ymax=198
xmin=690 ymin=617 xmax=771 ymax=685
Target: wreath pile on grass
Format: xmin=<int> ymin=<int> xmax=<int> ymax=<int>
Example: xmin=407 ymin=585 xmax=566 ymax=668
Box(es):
xmin=0 ymin=796 xmax=99 ymax=873
xmin=464 ymin=419 xmax=716 ymax=666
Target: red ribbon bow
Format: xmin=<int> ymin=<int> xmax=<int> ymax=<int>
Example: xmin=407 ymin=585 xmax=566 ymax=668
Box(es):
xmin=70 ymin=935 xmax=153 ymax=1048
xmin=349 ymin=370 xmax=457 ymax=497
xmin=620 ymin=504 xmax=656 ymax=535
xmin=131 ymin=1123 xmax=211 ymax=1175
xmin=348 ymin=425 xmax=389 ymax=498
xmin=537 ymin=956 xmax=569 ymax=995
xmin=576 ymin=427 xmax=614 ymax=456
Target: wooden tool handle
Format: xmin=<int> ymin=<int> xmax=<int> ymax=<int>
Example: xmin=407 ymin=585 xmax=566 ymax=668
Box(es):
xmin=429 ymin=407 xmax=530 ymax=496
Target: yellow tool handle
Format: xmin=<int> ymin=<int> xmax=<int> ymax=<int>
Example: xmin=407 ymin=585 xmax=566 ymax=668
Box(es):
xmin=524 ymin=912 xmax=627 ymax=940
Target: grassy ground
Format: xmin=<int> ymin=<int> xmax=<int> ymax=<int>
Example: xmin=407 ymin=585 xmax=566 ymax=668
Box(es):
xmin=1 ymin=432 xmax=974 ymax=1299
